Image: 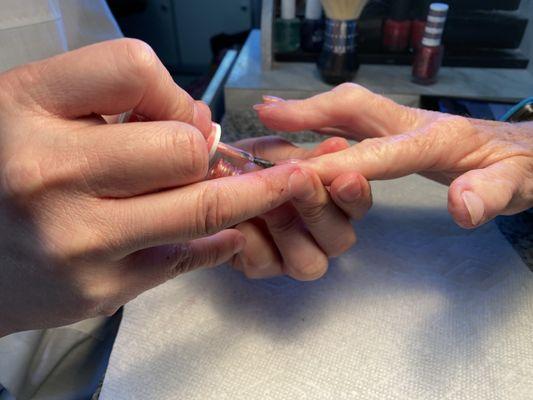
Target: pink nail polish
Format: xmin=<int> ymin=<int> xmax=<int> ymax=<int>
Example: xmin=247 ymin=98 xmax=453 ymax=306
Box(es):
xmin=253 ymin=103 xmax=275 ymax=111
xmin=262 ymin=95 xmax=285 ymax=104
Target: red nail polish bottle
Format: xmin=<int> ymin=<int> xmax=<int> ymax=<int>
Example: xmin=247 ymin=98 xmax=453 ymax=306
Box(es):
xmin=412 ymin=3 xmax=449 ymax=85
xmin=410 ymin=2 xmax=428 ymax=52
xmin=382 ymin=0 xmax=412 ymax=53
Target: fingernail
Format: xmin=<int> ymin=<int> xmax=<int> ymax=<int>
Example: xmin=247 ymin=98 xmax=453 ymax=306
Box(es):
xmin=462 ymin=191 xmax=485 ymax=226
xmin=234 ymin=236 xmax=247 ymax=253
xmin=206 ymin=123 xmax=221 ymax=159
xmin=253 ymin=103 xmax=276 ymax=111
xmin=262 ymin=95 xmax=285 ymax=104
xmin=278 ymin=158 xmax=302 ymax=165
xmin=337 ymin=178 xmax=361 ymax=203
xmin=289 ymin=169 xmax=315 ymax=201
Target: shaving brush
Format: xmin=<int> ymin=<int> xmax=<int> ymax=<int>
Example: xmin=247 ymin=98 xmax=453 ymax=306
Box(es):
xmin=318 ymin=0 xmax=369 ymax=84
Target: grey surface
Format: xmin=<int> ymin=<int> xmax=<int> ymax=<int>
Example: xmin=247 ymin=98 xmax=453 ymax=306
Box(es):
xmin=221 ymin=109 xmax=326 ymax=143
xmin=225 ymin=30 xmax=533 ymax=112
xmin=101 ymin=175 xmax=533 ymax=400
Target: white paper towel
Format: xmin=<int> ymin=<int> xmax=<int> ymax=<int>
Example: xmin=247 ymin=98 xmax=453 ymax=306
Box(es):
xmin=101 ymin=175 xmax=533 ymax=400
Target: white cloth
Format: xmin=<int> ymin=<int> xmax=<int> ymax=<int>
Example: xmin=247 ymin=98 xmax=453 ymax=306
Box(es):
xmin=0 ymin=1 xmax=122 ymax=399
xmin=101 ymin=175 xmax=533 ymax=400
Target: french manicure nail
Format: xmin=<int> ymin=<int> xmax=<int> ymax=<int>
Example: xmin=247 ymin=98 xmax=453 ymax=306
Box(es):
xmin=337 ymin=179 xmax=362 ymax=203
xmin=289 ymin=169 xmax=315 ymax=201
xmin=462 ymin=190 xmax=485 ymax=226
xmin=262 ymin=95 xmax=285 ymax=104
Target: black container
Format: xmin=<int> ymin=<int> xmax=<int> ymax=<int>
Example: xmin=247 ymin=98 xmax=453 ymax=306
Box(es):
xmin=301 ymin=18 xmax=325 ymax=52
xmin=318 ymin=19 xmax=359 ymax=84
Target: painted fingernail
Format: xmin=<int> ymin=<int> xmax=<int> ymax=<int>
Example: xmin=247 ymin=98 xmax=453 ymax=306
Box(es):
xmin=234 ymin=236 xmax=247 ymax=253
xmin=462 ymin=191 xmax=485 ymax=226
xmin=262 ymin=95 xmax=285 ymax=103
xmin=289 ymin=169 xmax=315 ymax=201
xmin=253 ymin=103 xmax=275 ymax=111
xmin=337 ymin=178 xmax=361 ymax=203
xmin=278 ymin=159 xmax=302 ymax=165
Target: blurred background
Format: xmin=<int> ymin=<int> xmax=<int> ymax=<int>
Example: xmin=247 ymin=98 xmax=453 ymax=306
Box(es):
xmin=106 ymin=0 xmax=532 ymax=127
xmin=107 ymin=0 xmax=263 ymax=98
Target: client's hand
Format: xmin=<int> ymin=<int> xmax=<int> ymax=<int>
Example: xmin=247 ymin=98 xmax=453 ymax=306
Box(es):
xmin=255 ymin=84 xmax=533 ymax=229
xmin=229 ymin=136 xmax=372 ymax=281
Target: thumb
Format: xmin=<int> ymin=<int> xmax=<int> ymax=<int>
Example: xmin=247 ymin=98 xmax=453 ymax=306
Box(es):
xmin=255 ymin=84 xmax=419 ymax=140
xmin=448 ymin=162 xmax=531 ymax=228
xmin=122 ymin=229 xmax=246 ymax=293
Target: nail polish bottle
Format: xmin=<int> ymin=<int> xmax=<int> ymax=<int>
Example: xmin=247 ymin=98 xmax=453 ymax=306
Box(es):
xmin=274 ymin=0 xmax=301 ymax=53
xmin=301 ymin=0 xmax=324 ymax=52
xmin=410 ymin=1 xmax=428 ymax=52
xmin=412 ymin=3 xmax=449 ymax=85
xmin=382 ymin=0 xmax=412 ymax=53
xmin=207 ymin=124 xmax=270 ymax=179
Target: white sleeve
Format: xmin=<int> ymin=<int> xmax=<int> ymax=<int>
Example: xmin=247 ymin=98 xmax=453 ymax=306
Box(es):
xmin=0 ymin=0 xmax=122 ymax=73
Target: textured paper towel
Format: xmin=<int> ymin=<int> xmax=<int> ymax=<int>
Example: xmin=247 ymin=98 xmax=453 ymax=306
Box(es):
xmin=101 ymin=175 xmax=533 ymax=400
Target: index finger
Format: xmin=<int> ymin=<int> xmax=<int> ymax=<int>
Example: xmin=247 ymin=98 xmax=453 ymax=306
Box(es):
xmin=8 ymin=39 xmax=212 ymax=136
xmin=303 ymin=116 xmax=475 ymax=184
xmin=103 ymin=163 xmax=300 ymax=256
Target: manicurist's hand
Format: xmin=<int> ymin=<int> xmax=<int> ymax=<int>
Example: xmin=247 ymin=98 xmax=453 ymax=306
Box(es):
xmin=229 ymin=136 xmax=372 ymax=281
xmin=0 ymin=39 xmax=301 ymax=337
xmin=255 ymin=84 xmax=533 ymax=229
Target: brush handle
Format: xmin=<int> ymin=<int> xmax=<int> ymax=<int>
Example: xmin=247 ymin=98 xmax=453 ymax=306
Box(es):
xmin=318 ymin=19 xmax=359 ymax=85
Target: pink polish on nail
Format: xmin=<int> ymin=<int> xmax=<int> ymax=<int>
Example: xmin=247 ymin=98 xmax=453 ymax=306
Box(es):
xmin=253 ymin=103 xmax=274 ymax=111
xmin=262 ymin=95 xmax=285 ymax=104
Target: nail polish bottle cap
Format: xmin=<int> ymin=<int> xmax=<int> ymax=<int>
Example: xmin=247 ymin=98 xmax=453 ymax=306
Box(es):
xmin=390 ymin=0 xmax=412 ymax=21
xmin=281 ymin=0 xmax=296 ymax=20
xmin=422 ymin=2 xmax=449 ymax=47
xmin=305 ymin=0 xmax=322 ymax=20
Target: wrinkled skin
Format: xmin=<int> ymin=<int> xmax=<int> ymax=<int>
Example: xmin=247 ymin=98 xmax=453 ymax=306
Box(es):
xmin=255 ymin=83 xmax=533 ymax=229
xmin=0 ymin=40 xmax=369 ymax=337
xmin=231 ymin=136 xmax=372 ymax=281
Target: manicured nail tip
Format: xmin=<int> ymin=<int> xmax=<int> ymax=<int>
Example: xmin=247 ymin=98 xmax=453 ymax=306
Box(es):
xmin=337 ymin=179 xmax=362 ymax=203
xmin=252 ymin=103 xmax=273 ymax=111
xmin=461 ymin=190 xmax=485 ymax=226
xmin=262 ymin=95 xmax=285 ymax=103
xmin=278 ymin=159 xmax=302 ymax=165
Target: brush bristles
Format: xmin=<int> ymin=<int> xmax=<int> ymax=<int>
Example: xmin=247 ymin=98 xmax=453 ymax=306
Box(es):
xmin=320 ymin=0 xmax=369 ymax=20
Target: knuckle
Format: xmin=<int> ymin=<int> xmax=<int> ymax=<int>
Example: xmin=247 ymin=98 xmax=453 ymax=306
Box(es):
xmin=166 ymin=243 xmax=196 ymax=279
xmin=334 ymin=82 xmax=361 ymax=94
xmin=298 ymin=201 xmax=328 ymax=226
xmin=121 ymin=38 xmax=158 ymax=77
xmin=165 ymin=123 xmax=208 ymax=179
xmin=359 ymin=137 xmax=389 ymax=158
xmin=1 ymin=157 xmax=45 ymax=200
xmin=42 ymin=224 xmax=112 ymax=265
xmin=197 ymin=183 xmax=236 ymax=236
xmin=267 ymin=212 xmax=300 ymax=235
